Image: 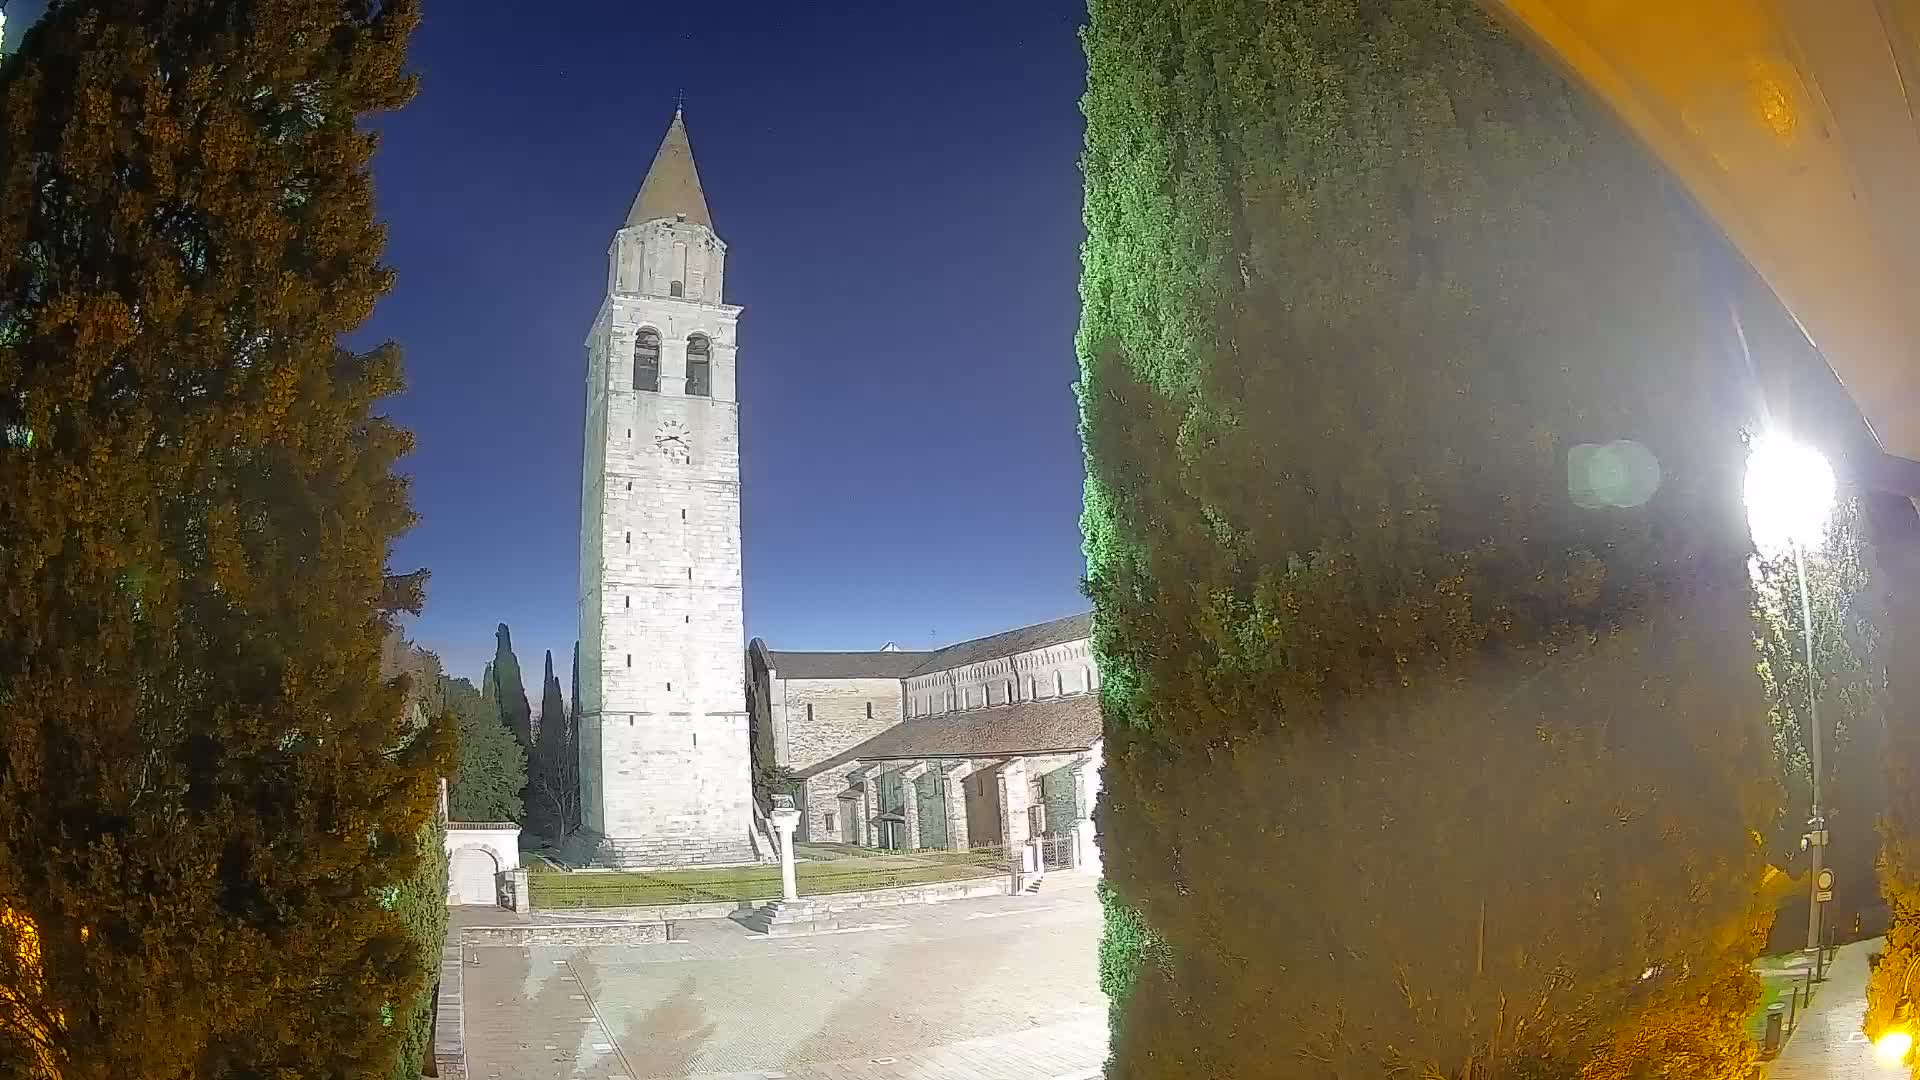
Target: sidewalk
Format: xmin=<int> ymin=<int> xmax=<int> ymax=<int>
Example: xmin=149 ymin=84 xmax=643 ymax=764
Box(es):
xmin=1769 ymin=939 xmax=1882 ymax=1079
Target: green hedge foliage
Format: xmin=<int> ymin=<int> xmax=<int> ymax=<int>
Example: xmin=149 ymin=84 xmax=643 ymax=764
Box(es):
xmin=1076 ymin=1 xmax=1781 ymax=1076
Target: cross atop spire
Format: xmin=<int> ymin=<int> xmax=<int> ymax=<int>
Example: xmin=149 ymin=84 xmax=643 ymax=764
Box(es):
xmin=626 ymin=107 xmax=711 ymax=229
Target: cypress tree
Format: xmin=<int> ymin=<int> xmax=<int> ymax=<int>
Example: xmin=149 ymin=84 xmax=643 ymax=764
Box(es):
xmin=570 ymin=641 xmax=582 ymax=833
xmin=491 ymin=622 xmax=533 ymax=751
xmin=530 ymin=649 xmax=577 ymax=840
xmin=0 ymin=2 xmax=443 ymax=1076
xmin=1077 ymin=2 xmax=1778 ymax=1076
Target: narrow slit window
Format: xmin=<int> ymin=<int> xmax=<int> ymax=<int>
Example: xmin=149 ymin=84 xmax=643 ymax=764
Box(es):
xmin=866 ymin=702 xmax=873 ymax=720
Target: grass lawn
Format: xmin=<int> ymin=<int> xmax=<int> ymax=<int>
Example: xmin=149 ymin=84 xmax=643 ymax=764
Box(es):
xmin=1746 ymin=953 xmax=1816 ymax=1045
xmin=530 ymin=848 xmax=1007 ymax=908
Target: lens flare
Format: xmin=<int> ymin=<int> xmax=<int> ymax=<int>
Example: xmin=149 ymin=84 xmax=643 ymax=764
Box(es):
xmin=1874 ymin=1028 xmax=1912 ymax=1067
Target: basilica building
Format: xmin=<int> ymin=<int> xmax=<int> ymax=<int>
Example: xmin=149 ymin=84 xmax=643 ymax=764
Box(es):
xmin=748 ymin=613 xmax=1104 ymax=873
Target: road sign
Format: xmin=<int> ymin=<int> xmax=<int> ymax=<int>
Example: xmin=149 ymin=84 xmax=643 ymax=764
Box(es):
xmin=1818 ymin=868 xmax=1836 ymax=891
xmin=1817 ymin=890 xmax=1834 ymax=902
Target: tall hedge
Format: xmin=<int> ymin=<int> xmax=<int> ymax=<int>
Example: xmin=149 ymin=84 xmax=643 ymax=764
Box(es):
xmin=1076 ymin=2 xmax=1779 ymax=1076
xmin=1864 ymin=488 xmax=1920 ymax=1062
xmin=0 ymin=1 xmax=443 ymax=1075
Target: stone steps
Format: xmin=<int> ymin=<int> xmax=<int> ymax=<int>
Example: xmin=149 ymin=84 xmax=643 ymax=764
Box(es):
xmin=739 ymin=899 xmax=839 ymax=937
xmin=560 ymin=830 xmax=762 ymax=869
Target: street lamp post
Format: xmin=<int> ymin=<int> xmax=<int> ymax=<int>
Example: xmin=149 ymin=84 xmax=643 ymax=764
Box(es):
xmin=1745 ymin=434 xmax=1837 ymax=962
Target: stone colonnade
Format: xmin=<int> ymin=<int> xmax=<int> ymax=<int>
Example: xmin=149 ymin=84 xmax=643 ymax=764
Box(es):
xmin=832 ymin=753 xmax=1096 ymax=856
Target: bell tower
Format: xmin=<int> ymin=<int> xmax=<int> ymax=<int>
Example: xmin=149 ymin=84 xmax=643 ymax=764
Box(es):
xmin=572 ymin=108 xmax=757 ymax=867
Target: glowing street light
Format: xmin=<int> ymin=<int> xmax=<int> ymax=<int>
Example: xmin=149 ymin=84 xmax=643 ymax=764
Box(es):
xmin=1875 ymin=1027 xmax=1913 ymax=1068
xmin=1745 ymin=433 xmax=1838 ymax=962
xmin=1747 ymin=435 xmax=1838 ymax=556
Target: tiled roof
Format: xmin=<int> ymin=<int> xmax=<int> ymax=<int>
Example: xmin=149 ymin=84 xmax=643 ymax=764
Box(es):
xmin=798 ymin=693 xmax=1102 ymax=778
xmin=908 ymin=611 xmax=1094 ymax=676
xmin=765 ymin=650 xmax=934 ymax=680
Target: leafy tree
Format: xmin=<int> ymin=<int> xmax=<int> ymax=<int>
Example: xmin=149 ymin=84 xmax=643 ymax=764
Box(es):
xmin=446 ymin=675 xmax=526 ymax=823
xmin=1077 ymin=1 xmax=1779 ymax=1077
xmin=0 ymin=2 xmax=441 ymax=1077
xmin=1750 ymin=498 xmax=1887 ymax=942
xmin=491 ymin=622 xmax=533 ymax=751
xmin=528 ymin=648 xmax=578 ymax=840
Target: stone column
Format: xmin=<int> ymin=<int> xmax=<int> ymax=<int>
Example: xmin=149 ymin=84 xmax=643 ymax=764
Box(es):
xmin=995 ymin=759 xmax=1033 ymax=890
xmin=897 ymin=762 xmax=928 ymax=851
xmin=770 ymin=795 xmax=801 ymax=902
xmin=998 ymin=759 xmax=1032 ymax=851
xmin=942 ymin=761 xmax=976 ymax=851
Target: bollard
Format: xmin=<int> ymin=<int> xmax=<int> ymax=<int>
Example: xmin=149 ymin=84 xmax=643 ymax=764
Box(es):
xmin=1787 ymin=985 xmax=1799 ymax=1033
xmin=1764 ymin=1002 xmax=1787 ymax=1054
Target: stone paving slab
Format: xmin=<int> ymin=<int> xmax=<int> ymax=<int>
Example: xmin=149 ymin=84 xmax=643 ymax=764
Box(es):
xmin=461 ymin=881 xmax=1105 ymax=1080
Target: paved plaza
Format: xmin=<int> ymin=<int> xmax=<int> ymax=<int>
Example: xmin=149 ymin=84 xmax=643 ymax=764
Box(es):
xmin=459 ymin=875 xmax=1107 ymax=1080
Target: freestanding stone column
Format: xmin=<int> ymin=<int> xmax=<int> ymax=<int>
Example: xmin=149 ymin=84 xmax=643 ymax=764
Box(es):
xmin=770 ymin=795 xmax=801 ymax=902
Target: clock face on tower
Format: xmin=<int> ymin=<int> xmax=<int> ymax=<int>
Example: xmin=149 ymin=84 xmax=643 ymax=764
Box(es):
xmin=654 ymin=419 xmax=691 ymax=464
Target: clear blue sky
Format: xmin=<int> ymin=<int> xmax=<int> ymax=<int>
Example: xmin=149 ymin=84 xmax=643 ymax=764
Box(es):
xmin=351 ymin=1 xmax=1093 ymax=680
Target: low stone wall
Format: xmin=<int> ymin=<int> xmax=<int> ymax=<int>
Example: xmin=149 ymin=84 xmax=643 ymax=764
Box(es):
xmin=459 ymin=921 xmax=668 ymax=947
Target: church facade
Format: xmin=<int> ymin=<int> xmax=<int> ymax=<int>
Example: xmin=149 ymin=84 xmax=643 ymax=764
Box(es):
xmin=748 ymin=613 xmax=1105 ymax=873
xmin=569 ymin=111 xmax=767 ymax=868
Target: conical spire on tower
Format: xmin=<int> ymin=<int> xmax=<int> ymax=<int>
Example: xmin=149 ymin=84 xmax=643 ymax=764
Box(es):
xmin=626 ymin=107 xmax=712 ymax=229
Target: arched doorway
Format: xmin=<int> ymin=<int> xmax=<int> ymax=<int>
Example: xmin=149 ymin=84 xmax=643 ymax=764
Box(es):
xmin=448 ymin=845 xmax=501 ymax=906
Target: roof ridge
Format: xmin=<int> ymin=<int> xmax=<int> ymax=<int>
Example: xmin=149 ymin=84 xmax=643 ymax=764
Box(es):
xmin=907 ymin=610 xmax=1094 ymax=676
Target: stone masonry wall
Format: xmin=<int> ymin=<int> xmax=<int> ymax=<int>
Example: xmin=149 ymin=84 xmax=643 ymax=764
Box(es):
xmin=778 ymin=677 xmax=906 ymax=772
xmin=802 ymin=771 xmax=851 ymax=843
xmin=579 ymin=213 xmax=751 ymax=855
